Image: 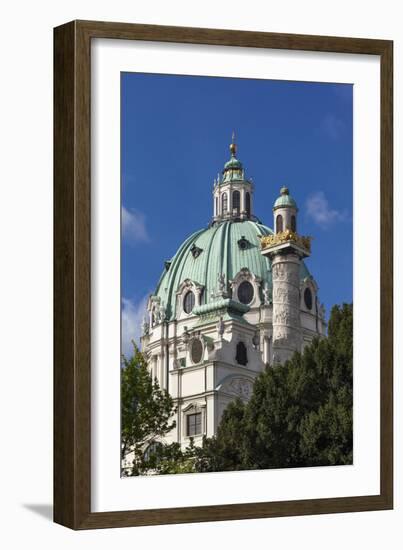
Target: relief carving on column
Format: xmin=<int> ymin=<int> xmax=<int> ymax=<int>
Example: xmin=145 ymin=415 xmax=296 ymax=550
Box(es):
xmin=273 ymin=285 xmax=299 ymax=305
xmin=272 ymin=263 xmax=299 ymax=285
xmin=273 ymin=309 xmax=299 ymax=325
xmin=272 ymin=263 xmax=285 ymax=281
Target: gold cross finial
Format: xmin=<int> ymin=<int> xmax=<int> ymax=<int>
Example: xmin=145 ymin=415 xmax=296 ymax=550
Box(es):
xmin=230 ymin=131 xmax=237 ymax=155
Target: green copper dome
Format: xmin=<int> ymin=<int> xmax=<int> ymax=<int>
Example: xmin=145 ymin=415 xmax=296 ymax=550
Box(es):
xmin=223 ymin=156 xmax=243 ymax=170
xmin=154 ymin=219 xmax=311 ymax=320
xmin=273 ymin=186 xmax=298 ymax=210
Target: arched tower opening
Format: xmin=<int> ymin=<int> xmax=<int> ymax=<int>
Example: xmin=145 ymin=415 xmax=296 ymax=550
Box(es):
xmin=233 ymin=190 xmax=240 ymax=215
xmin=222 ymin=192 xmax=228 ymax=214
xmin=276 ymin=214 xmax=283 ymax=233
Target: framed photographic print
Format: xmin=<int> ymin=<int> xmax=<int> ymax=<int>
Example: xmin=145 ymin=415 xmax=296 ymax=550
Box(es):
xmin=54 ymin=20 xmax=393 ymax=529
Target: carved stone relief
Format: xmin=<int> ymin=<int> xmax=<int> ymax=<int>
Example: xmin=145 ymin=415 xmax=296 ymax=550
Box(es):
xmin=272 ymin=262 xmax=299 ymax=286
xmin=273 ymin=309 xmax=299 ymax=325
xmin=220 ymin=377 xmax=254 ymax=400
xmin=273 ymin=285 xmax=299 ymax=305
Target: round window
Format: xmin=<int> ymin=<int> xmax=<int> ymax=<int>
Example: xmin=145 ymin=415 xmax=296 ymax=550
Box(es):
xmin=190 ymin=338 xmax=203 ymax=364
xmin=304 ymin=287 xmax=313 ymax=310
xmin=238 ymin=280 xmax=254 ymax=304
xmin=183 ymin=290 xmax=195 ymax=314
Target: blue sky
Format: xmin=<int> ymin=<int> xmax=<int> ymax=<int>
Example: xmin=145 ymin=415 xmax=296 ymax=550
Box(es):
xmin=121 ymin=72 xmax=353 ymax=353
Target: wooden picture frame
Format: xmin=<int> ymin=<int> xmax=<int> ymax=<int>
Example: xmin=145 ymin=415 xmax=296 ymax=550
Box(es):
xmin=54 ymin=20 xmax=393 ymax=529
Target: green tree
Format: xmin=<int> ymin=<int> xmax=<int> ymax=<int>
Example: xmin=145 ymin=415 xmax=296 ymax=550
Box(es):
xmin=121 ymin=343 xmax=176 ymax=475
xmin=298 ymin=303 xmax=353 ymax=465
xmin=193 ymin=303 xmax=353 ymax=472
xmin=191 ymin=399 xmax=249 ymax=473
xmin=148 ymin=440 xmax=198 ymax=475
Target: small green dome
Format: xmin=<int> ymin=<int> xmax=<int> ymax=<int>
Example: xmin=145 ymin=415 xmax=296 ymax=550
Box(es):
xmin=219 ymin=137 xmax=246 ymax=183
xmin=224 ymin=156 xmax=243 ymax=170
xmin=273 ymin=186 xmax=298 ymax=210
xmin=154 ymin=219 xmax=310 ymax=320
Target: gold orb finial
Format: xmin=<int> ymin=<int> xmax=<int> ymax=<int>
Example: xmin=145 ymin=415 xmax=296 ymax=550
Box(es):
xmin=229 ymin=131 xmax=237 ymax=155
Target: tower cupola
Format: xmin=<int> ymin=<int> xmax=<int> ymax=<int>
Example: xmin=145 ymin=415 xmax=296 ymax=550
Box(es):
xmin=273 ymin=186 xmax=298 ymax=234
xmin=212 ymin=134 xmax=254 ymax=222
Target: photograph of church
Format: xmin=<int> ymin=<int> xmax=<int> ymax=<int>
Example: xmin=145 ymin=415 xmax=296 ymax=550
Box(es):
xmin=140 ymin=137 xmax=326 ymax=448
xmin=120 ymin=72 xmax=353 ymax=476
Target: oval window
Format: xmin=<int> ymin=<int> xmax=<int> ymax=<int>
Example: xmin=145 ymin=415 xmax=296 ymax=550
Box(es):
xmin=238 ymin=280 xmax=254 ymax=304
xmin=190 ymin=338 xmax=203 ymax=364
xmin=304 ymin=287 xmax=313 ymax=310
xmin=183 ymin=290 xmax=195 ymax=314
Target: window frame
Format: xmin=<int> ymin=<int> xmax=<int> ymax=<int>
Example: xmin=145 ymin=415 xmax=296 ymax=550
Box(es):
xmin=186 ymin=412 xmax=202 ymax=437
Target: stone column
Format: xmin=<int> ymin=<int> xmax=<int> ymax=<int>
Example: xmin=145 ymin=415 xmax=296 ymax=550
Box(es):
xmin=241 ymin=188 xmax=245 ymax=214
xmin=263 ymin=335 xmax=270 ymax=364
xmin=271 ymin=252 xmax=301 ymax=364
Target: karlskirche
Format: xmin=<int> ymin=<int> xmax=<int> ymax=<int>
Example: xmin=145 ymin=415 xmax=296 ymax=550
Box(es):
xmin=140 ymin=138 xmax=326 ymax=448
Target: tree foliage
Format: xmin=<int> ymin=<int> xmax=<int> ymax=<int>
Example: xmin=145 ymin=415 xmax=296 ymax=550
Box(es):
xmin=193 ymin=303 xmax=353 ymax=472
xmin=121 ymin=342 xmax=176 ymax=474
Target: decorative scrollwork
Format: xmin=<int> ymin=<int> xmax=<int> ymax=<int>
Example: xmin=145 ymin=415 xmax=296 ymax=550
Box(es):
xmin=260 ymin=230 xmax=311 ymax=253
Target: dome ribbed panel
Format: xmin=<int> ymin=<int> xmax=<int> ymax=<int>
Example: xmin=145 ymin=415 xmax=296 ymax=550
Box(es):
xmin=154 ymin=220 xmax=311 ymax=320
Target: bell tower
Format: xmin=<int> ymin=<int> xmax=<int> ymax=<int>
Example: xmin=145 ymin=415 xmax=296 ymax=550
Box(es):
xmin=261 ymin=187 xmax=311 ymax=365
xmin=212 ymin=134 xmax=254 ymax=222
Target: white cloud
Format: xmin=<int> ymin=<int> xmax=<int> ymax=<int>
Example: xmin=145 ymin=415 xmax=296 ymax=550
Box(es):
xmin=122 ymin=206 xmax=150 ymax=244
xmin=121 ymin=295 xmax=149 ymax=358
xmin=306 ymin=192 xmax=348 ymax=229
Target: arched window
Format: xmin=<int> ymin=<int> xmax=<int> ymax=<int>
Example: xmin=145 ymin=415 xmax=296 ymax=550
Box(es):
xmin=276 ymin=214 xmax=283 ymax=233
xmin=232 ymin=190 xmax=240 ymax=214
xmin=236 ymin=341 xmax=248 ymax=366
xmin=144 ymin=441 xmax=163 ymax=462
xmin=183 ymin=290 xmax=195 ymax=314
xmin=245 ymin=192 xmax=251 ymax=217
xmin=215 ymin=197 xmax=218 ymax=216
xmin=291 ymin=214 xmax=297 ymax=232
xmin=221 ymin=193 xmax=228 ymax=214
